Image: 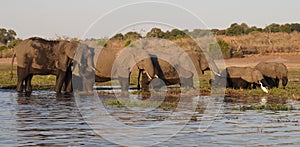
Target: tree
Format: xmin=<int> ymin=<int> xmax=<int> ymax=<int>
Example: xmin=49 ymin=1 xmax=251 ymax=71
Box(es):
xmin=110 ymin=33 xmax=124 ymax=41
xmin=225 ymin=23 xmax=245 ymax=36
xmin=264 ymin=23 xmax=281 ymax=33
xmin=290 ymin=23 xmax=300 ymax=32
xmin=164 ymin=29 xmax=186 ymax=39
xmin=124 ymin=31 xmax=142 ymax=40
xmin=0 ymin=28 xmax=17 ymax=45
xmin=146 ymin=28 xmax=165 ymax=38
xmin=279 ymin=23 xmax=292 ymax=33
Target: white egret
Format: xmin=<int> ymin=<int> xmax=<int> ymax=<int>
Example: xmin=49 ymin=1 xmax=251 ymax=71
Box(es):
xmin=259 ymin=82 xmax=268 ymax=93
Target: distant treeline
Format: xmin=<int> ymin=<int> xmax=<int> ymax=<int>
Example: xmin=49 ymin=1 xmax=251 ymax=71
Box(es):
xmin=1 ymin=22 xmax=300 ymax=58
xmin=211 ymin=23 xmax=300 ymax=36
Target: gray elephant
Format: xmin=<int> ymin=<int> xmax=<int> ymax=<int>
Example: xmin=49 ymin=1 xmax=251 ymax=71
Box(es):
xmin=94 ymin=46 xmax=155 ymax=92
xmin=139 ymin=50 xmax=221 ymax=90
xmin=72 ymin=44 xmax=95 ymax=93
xmin=215 ymin=66 xmax=269 ymax=91
xmin=13 ymin=37 xmax=94 ymax=93
xmin=255 ymin=62 xmax=288 ymax=88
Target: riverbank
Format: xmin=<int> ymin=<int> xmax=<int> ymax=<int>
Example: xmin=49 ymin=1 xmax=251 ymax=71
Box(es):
xmin=1 ymin=53 xmax=299 ymax=100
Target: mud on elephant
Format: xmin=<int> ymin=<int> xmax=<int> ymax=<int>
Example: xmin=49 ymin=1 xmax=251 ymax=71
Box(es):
xmin=13 ymin=37 xmax=94 ymax=93
xmin=255 ymin=62 xmax=288 ymax=89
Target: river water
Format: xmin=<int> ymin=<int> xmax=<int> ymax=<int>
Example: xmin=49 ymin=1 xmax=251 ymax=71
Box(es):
xmin=0 ymin=89 xmax=299 ymax=146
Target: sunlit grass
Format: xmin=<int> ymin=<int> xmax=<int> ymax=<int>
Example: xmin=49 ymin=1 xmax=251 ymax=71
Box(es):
xmin=1 ymin=64 xmax=300 ymax=100
xmin=234 ymin=104 xmax=297 ymax=111
xmin=103 ymin=99 xmax=178 ymax=111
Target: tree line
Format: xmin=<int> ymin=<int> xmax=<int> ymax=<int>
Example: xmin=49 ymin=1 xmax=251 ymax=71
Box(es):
xmin=211 ymin=23 xmax=300 ymax=36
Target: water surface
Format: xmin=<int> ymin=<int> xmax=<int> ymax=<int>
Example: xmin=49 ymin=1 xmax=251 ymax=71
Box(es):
xmin=0 ymin=89 xmax=299 ymax=146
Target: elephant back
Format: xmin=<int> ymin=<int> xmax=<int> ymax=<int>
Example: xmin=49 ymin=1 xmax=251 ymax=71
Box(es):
xmin=255 ymin=62 xmax=288 ymax=79
xmin=15 ymin=37 xmax=58 ymax=71
xmin=226 ymin=66 xmax=262 ymax=83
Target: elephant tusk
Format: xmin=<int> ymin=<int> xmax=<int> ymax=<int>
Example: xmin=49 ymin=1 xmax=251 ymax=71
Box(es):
xmin=154 ymin=74 xmax=158 ymax=78
xmin=90 ymin=66 xmax=96 ymax=71
xmin=143 ymin=71 xmax=152 ymax=80
xmin=212 ymin=70 xmax=221 ymax=76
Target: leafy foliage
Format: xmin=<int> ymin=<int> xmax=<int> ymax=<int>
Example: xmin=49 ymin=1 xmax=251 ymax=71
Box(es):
xmin=0 ymin=28 xmax=16 ymax=45
xmin=209 ymin=38 xmax=232 ymax=59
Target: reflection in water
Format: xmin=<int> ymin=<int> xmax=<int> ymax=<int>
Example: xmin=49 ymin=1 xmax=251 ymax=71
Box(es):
xmin=0 ymin=89 xmax=299 ymax=146
xmin=11 ymin=90 xmax=112 ymax=146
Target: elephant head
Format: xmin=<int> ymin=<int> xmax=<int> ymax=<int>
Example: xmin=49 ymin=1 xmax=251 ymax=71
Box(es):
xmin=112 ymin=46 xmax=155 ymax=79
xmin=255 ymin=62 xmax=288 ymax=88
xmin=104 ymin=46 xmax=155 ymax=92
xmin=72 ymin=43 xmax=95 ymax=93
xmin=186 ymin=51 xmax=220 ymax=76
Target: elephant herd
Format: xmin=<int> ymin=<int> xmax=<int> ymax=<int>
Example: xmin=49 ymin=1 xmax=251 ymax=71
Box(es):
xmin=214 ymin=63 xmax=288 ymax=92
xmin=12 ymin=37 xmax=288 ymax=94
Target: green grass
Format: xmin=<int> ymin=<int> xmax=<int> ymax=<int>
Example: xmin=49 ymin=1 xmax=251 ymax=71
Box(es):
xmin=236 ymin=104 xmax=296 ymax=111
xmin=1 ymin=64 xmax=300 ymax=100
xmin=0 ymin=65 xmax=56 ymax=88
xmin=103 ymin=99 xmax=178 ymax=111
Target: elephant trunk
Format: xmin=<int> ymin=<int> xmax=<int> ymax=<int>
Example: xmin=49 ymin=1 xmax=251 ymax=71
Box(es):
xmin=282 ymin=76 xmax=288 ymax=88
xmin=140 ymin=57 xmax=156 ymax=79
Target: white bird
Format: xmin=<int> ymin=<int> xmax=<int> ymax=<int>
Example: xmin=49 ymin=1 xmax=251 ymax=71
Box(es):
xmin=259 ymin=82 xmax=268 ymax=93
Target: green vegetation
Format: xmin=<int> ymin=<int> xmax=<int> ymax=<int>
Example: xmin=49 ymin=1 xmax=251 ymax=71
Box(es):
xmin=103 ymin=99 xmax=178 ymax=111
xmin=209 ymin=38 xmax=232 ymax=59
xmin=0 ymin=28 xmax=22 ymax=58
xmin=0 ymin=65 xmax=56 ymax=89
xmin=237 ymin=104 xmax=296 ymax=111
xmin=212 ymin=22 xmax=300 ymax=36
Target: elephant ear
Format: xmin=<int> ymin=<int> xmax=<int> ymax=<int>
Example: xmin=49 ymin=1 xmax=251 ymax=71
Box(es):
xmin=228 ymin=67 xmax=253 ymax=83
xmin=275 ymin=63 xmax=288 ymax=79
xmin=112 ymin=47 xmax=134 ymax=78
xmin=256 ymin=62 xmax=277 ymax=78
xmin=65 ymin=41 xmax=79 ymax=59
xmin=186 ymin=51 xmax=203 ymax=75
xmin=251 ymin=69 xmax=264 ymax=84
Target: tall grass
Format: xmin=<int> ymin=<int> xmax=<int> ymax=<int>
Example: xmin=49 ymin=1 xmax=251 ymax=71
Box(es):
xmin=218 ymin=32 xmax=300 ymax=55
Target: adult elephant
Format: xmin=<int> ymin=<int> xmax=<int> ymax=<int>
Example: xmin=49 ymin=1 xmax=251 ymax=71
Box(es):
xmin=255 ymin=62 xmax=288 ymax=88
xmin=139 ymin=50 xmax=221 ymax=90
xmin=13 ymin=37 xmax=93 ymax=93
xmin=215 ymin=66 xmax=269 ymax=92
xmin=94 ymin=46 xmax=155 ymax=92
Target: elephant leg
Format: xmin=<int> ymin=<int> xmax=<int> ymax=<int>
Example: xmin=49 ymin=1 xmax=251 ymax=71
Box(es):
xmin=119 ymin=77 xmax=129 ymax=92
xmin=64 ymin=66 xmax=73 ymax=93
xmin=56 ymin=69 xmax=66 ymax=94
xmin=275 ymin=78 xmax=279 ymax=88
xmin=25 ymin=74 xmax=33 ymax=93
xmin=141 ymin=72 xmax=150 ymax=91
xmin=137 ymin=69 xmax=142 ymax=90
xmin=16 ymin=67 xmax=27 ymax=92
xmin=282 ymin=77 xmax=288 ymax=89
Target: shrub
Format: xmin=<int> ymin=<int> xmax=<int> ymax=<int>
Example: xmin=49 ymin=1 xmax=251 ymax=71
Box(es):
xmin=232 ymin=51 xmax=244 ymax=58
xmin=124 ymin=40 xmax=131 ymax=47
xmin=209 ymin=38 xmax=232 ymax=59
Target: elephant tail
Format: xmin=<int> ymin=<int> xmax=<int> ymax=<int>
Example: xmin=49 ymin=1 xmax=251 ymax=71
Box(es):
xmin=10 ymin=51 xmax=16 ymax=80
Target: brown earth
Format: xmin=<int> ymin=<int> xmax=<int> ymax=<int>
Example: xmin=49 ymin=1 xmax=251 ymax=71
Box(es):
xmin=221 ymin=53 xmax=300 ymax=69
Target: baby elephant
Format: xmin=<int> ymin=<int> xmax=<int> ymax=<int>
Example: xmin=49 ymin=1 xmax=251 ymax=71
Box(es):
xmin=255 ymin=62 xmax=288 ymax=89
xmin=214 ymin=66 xmax=269 ymax=92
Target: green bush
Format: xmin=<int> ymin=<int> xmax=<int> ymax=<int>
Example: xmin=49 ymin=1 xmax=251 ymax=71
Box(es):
xmin=124 ymin=40 xmax=131 ymax=47
xmin=209 ymin=38 xmax=232 ymax=59
xmin=232 ymin=51 xmax=243 ymax=58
